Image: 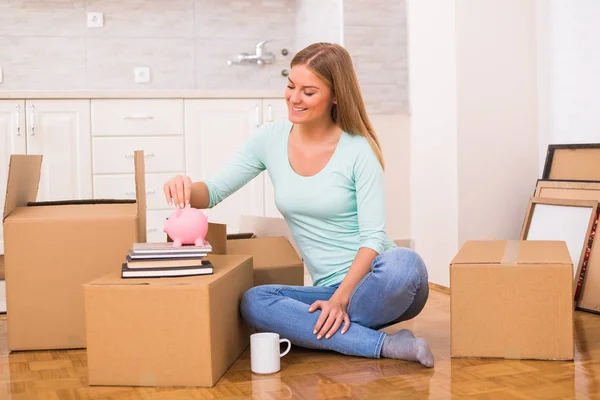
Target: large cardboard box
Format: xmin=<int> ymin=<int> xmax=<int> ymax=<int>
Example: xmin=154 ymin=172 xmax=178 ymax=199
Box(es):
xmin=84 ymin=254 xmax=253 ymax=387
xmin=2 ymin=151 xmax=147 ymax=351
xmin=450 ymin=240 xmax=574 ymax=360
xmin=190 ymin=215 xmax=304 ymax=287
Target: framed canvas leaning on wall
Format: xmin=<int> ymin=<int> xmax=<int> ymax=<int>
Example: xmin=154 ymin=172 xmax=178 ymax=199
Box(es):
xmin=532 ymin=181 xmax=600 ymax=314
xmin=521 ymin=197 xmax=599 ymax=306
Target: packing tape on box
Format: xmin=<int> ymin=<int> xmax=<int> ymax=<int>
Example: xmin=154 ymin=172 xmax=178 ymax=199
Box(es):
xmin=139 ymin=372 xmax=157 ymax=387
xmin=500 ymin=240 xmax=521 ymax=264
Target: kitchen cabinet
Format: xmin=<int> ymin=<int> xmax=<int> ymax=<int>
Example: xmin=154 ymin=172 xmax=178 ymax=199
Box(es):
xmin=1 ymin=95 xmax=287 ymax=250
xmin=0 ymin=99 xmax=92 ymax=253
xmin=184 ymin=99 xmax=268 ymax=234
xmin=91 ymin=99 xmax=185 ymax=243
xmin=261 ymin=99 xmax=288 ymax=219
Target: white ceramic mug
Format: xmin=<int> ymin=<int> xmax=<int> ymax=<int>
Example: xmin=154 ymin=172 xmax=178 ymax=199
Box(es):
xmin=250 ymin=332 xmax=291 ymax=374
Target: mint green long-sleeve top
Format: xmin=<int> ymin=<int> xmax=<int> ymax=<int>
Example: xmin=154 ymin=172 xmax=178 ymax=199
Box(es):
xmin=204 ymin=119 xmax=396 ymax=287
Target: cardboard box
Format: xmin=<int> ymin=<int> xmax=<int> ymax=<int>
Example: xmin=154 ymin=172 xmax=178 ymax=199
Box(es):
xmin=450 ymin=240 xmax=574 ymax=360
xmin=2 ymin=151 xmax=147 ymax=351
xmin=181 ymin=215 xmax=304 ymax=287
xmin=84 ymin=254 xmax=253 ymax=387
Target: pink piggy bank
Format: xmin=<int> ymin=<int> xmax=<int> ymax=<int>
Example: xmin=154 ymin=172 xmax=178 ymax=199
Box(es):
xmin=163 ymin=207 xmax=209 ymax=247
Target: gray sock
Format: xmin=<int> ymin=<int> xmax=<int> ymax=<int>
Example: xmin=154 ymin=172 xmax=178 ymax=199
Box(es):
xmin=394 ymin=329 xmax=415 ymax=339
xmin=380 ymin=330 xmax=434 ymax=368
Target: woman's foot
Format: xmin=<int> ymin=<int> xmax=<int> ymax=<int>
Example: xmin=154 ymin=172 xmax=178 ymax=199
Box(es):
xmin=380 ymin=330 xmax=434 ymax=368
xmin=394 ymin=329 xmax=415 ymax=339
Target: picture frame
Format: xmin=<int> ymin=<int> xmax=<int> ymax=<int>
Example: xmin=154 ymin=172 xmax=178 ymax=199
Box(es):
xmin=521 ymin=197 xmax=600 ymax=302
xmin=532 ymin=181 xmax=600 ymax=314
xmin=542 ymin=143 xmax=600 ymax=181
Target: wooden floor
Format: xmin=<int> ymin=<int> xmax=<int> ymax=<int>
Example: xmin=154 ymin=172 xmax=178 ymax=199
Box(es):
xmin=1 ymin=288 xmax=600 ymax=399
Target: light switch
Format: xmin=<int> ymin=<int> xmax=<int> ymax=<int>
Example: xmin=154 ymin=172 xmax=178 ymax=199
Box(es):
xmin=134 ymin=67 xmax=151 ymax=83
xmin=0 ymin=67 xmax=3 ymax=84
xmin=87 ymin=12 xmax=104 ymax=28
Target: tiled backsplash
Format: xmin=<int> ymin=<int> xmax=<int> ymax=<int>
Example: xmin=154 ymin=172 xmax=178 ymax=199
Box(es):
xmin=0 ymin=0 xmax=296 ymax=92
xmin=344 ymin=0 xmax=408 ymax=114
xmin=0 ymin=0 xmax=408 ymax=114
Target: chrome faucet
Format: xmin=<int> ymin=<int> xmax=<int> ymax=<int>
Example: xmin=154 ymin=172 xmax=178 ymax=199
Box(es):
xmin=227 ymin=40 xmax=277 ymax=66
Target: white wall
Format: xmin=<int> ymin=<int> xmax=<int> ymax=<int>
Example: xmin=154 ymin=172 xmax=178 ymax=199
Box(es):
xmin=371 ymin=115 xmax=412 ymax=243
xmin=455 ymin=0 xmax=539 ymax=246
xmin=407 ymin=0 xmax=459 ymax=287
xmin=408 ymin=0 xmax=539 ymax=287
xmin=537 ymin=0 xmax=600 ymax=174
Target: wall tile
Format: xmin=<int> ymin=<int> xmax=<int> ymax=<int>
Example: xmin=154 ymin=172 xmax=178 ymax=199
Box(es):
xmin=0 ymin=0 xmax=85 ymax=37
xmin=295 ymin=0 xmax=342 ymax=49
xmin=85 ymin=0 xmax=194 ymax=37
xmin=86 ymin=38 xmax=195 ymax=89
xmin=0 ymin=37 xmax=86 ymax=89
xmin=361 ymin=84 xmax=408 ymax=115
xmin=343 ymin=0 xmax=408 ymax=114
xmin=195 ymin=37 xmax=293 ymax=90
xmin=344 ymin=0 xmax=405 ymax=26
xmin=0 ymin=0 xmax=409 ymax=102
xmin=195 ymin=0 xmax=295 ymax=40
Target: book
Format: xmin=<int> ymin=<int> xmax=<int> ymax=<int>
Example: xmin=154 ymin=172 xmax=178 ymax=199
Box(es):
xmin=127 ymin=241 xmax=212 ymax=260
xmin=120 ymin=260 xmax=214 ymax=279
xmin=127 ymin=249 xmax=208 ymax=260
xmin=131 ymin=242 xmax=213 ymax=254
xmin=125 ymin=255 xmax=209 ymax=269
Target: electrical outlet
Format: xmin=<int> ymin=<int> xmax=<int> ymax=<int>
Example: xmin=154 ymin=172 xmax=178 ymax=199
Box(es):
xmin=87 ymin=12 xmax=104 ymax=28
xmin=134 ymin=67 xmax=151 ymax=83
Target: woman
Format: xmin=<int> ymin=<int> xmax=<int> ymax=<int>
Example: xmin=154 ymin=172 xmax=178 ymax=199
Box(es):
xmin=163 ymin=43 xmax=434 ymax=368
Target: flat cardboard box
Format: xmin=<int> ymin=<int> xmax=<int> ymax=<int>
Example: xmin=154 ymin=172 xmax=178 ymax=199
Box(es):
xmin=534 ymin=180 xmax=600 ymax=314
xmin=542 ymin=143 xmax=600 ymax=181
xmin=450 ymin=240 xmax=574 ymax=360
xmin=2 ymin=151 xmax=147 ymax=351
xmin=84 ymin=254 xmax=253 ymax=388
xmin=179 ymin=215 xmax=304 ymax=287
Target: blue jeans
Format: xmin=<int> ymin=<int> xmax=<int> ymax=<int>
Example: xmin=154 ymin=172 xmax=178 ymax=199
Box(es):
xmin=239 ymin=247 xmax=429 ymax=358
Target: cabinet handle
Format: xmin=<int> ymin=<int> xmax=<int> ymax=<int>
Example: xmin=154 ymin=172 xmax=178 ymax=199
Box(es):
xmin=268 ymin=104 xmax=273 ymax=122
xmin=123 ymin=114 xmax=153 ymax=120
xmin=255 ymin=104 xmax=260 ymax=127
xmin=15 ymin=104 xmax=20 ymax=136
xmin=147 ymin=228 xmax=157 ymax=232
xmin=125 ymin=152 xmax=155 ymax=158
xmin=125 ymin=190 xmax=155 ymax=196
xmin=29 ymin=104 xmax=35 ymax=136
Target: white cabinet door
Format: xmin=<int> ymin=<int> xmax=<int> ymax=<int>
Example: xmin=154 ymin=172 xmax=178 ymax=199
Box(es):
xmin=184 ymin=99 xmax=265 ymax=233
xmin=25 ymin=100 xmax=92 ymax=202
xmin=261 ymin=98 xmax=288 ymax=125
xmin=0 ymin=100 xmax=27 ymax=253
xmin=262 ymin=99 xmax=288 ymax=218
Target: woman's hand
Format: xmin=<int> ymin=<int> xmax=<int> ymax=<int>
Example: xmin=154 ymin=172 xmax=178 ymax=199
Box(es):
xmin=163 ymin=175 xmax=192 ymax=208
xmin=308 ymin=298 xmax=351 ymax=339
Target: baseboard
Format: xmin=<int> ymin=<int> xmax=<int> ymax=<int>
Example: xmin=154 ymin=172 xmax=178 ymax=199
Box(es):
xmin=394 ymin=238 xmax=414 ymax=248
xmin=429 ymin=282 xmax=450 ymax=295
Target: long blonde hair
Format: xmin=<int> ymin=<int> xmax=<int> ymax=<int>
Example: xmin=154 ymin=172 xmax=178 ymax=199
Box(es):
xmin=290 ymin=42 xmax=385 ymax=170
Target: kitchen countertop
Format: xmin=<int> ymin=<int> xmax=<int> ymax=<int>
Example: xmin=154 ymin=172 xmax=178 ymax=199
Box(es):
xmin=0 ymin=89 xmax=285 ymax=99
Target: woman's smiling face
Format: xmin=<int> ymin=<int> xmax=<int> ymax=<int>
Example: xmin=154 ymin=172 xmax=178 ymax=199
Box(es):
xmin=285 ymin=64 xmax=335 ymax=125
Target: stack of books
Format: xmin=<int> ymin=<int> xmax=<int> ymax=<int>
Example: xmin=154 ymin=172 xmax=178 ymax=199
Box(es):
xmin=121 ymin=242 xmax=214 ymax=278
